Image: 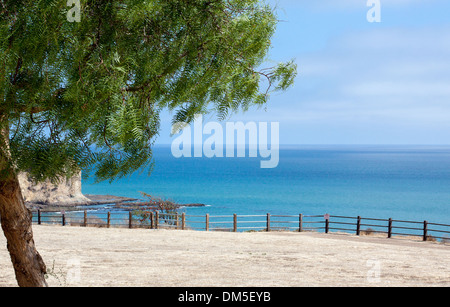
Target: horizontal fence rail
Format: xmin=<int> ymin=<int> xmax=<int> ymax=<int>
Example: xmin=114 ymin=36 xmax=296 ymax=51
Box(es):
xmin=31 ymin=210 xmax=450 ymax=243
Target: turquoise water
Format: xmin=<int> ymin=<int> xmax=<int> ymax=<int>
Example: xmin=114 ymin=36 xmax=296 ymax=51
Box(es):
xmin=82 ymin=145 xmax=450 ymax=225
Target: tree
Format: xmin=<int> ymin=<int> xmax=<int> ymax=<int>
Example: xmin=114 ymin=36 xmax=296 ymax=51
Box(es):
xmin=0 ymin=0 xmax=296 ymax=286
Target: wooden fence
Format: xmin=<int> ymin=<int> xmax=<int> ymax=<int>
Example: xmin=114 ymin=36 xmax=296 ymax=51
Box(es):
xmin=32 ymin=210 xmax=450 ymax=243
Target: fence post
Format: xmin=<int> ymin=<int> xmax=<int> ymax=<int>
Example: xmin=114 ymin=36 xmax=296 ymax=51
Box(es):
xmin=38 ymin=210 xmax=41 ymax=225
xmin=325 ymin=218 xmax=329 ymax=234
xmin=182 ymin=212 xmax=186 ymax=230
xmin=155 ymin=211 xmax=159 ymax=229
xmin=423 ymin=220 xmax=428 ymax=241
xmin=83 ymin=210 xmax=87 ymax=227
xmin=356 ymin=216 xmax=361 ymax=236
xmin=62 ymin=213 xmax=65 ymax=226
xmin=388 ymin=218 xmax=392 ymax=238
xmin=206 ymin=214 xmax=209 ymax=231
xmin=266 ymin=213 xmax=270 ymax=232
xmin=107 ymin=212 xmax=111 ymax=228
xmin=129 ymin=211 xmax=132 ymax=229
xmin=233 ymin=214 xmax=237 ymax=232
xmin=299 ymin=214 xmax=303 ymax=232
xmin=149 ymin=212 xmax=153 ymax=229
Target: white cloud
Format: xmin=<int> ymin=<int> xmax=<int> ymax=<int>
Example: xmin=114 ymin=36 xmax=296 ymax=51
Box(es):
xmin=266 ymin=24 xmax=450 ymax=141
xmin=205 ymin=24 xmax=450 ymax=144
xmin=343 ymin=81 xmax=450 ymax=97
xmin=300 ymin=27 xmax=450 ymax=91
xmin=157 ymin=3 xmax=450 ymax=144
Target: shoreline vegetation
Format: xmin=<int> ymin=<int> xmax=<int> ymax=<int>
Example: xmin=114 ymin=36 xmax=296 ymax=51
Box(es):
xmin=25 ymin=194 xmax=206 ymax=212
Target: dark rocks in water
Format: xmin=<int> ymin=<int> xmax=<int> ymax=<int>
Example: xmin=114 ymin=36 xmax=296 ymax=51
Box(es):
xmin=113 ymin=201 xmax=205 ymax=211
xmin=84 ymin=194 xmax=139 ymax=204
xmin=182 ymin=203 xmax=206 ymax=207
xmin=26 ymin=194 xmax=205 ymax=212
xmin=25 ymin=201 xmax=89 ymax=212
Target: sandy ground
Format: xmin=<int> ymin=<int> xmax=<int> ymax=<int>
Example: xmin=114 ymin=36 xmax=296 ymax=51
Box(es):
xmin=0 ymin=225 xmax=449 ymax=287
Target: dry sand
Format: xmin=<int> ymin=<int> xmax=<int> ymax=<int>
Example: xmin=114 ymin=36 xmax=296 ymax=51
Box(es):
xmin=1 ymin=225 xmax=449 ymax=287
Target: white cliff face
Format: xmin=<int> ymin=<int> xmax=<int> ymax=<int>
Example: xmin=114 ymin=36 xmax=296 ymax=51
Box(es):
xmin=18 ymin=172 xmax=90 ymax=205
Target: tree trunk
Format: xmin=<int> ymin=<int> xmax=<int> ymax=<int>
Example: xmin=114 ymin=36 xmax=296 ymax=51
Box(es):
xmin=0 ymin=121 xmax=47 ymax=287
xmin=0 ymin=173 xmax=48 ymax=287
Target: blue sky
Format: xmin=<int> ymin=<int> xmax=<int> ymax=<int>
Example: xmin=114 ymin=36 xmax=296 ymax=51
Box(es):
xmin=157 ymin=0 xmax=450 ymax=145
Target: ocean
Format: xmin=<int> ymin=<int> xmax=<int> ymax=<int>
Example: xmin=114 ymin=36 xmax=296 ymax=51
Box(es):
xmin=81 ymin=145 xmax=450 ymax=225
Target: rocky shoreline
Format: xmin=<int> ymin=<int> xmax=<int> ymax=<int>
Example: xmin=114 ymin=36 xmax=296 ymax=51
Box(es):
xmin=25 ymin=194 xmax=206 ymax=212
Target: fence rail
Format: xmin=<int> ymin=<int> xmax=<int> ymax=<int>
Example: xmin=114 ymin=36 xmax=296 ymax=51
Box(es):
xmin=32 ymin=210 xmax=450 ymax=243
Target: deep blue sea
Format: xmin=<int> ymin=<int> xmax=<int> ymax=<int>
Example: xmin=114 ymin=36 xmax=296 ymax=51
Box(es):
xmin=82 ymin=145 xmax=450 ymax=225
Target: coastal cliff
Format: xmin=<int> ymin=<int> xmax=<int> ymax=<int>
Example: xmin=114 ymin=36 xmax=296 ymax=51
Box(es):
xmin=18 ymin=172 xmax=91 ymax=208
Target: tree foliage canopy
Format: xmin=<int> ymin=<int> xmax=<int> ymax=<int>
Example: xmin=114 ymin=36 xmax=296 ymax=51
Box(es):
xmin=0 ymin=0 xmax=296 ymax=183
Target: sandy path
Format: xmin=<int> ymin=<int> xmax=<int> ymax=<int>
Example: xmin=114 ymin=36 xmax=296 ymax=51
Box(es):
xmin=1 ymin=225 xmax=449 ymax=287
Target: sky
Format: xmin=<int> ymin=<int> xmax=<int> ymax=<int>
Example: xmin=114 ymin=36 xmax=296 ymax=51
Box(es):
xmin=156 ymin=0 xmax=450 ymax=145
